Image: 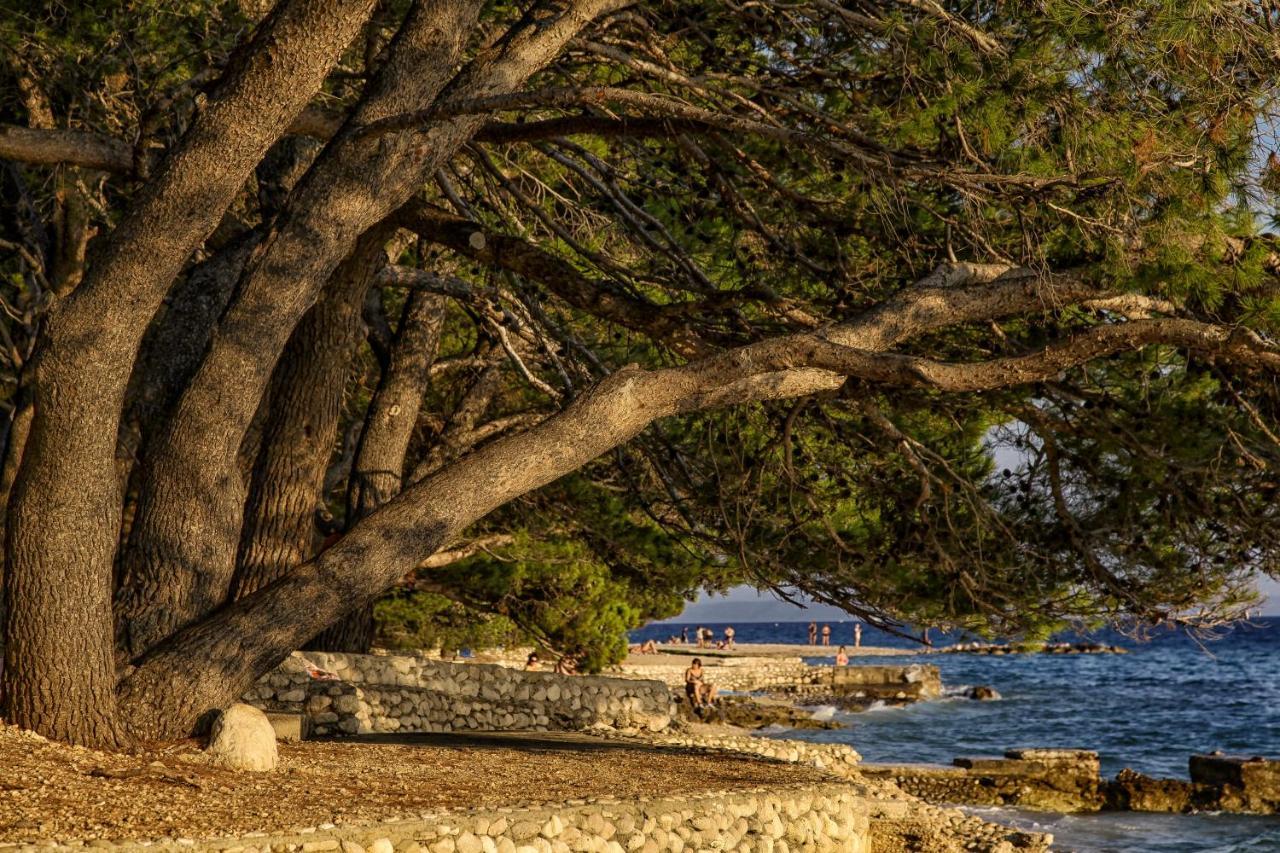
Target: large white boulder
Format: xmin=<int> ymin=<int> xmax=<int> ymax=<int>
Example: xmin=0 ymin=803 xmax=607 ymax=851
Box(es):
xmin=206 ymin=703 xmax=278 ymax=771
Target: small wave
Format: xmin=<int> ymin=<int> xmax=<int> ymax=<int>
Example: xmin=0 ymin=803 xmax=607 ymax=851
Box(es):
xmin=808 ymin=705 xmax=838 ymax=721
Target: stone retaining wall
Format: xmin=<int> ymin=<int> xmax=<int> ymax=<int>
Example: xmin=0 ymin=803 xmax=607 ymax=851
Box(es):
xmin=30 ymin=782 xmax=874 ymax=853
xmin=245 ymin=653 xmax=672 ymax=737
xmin=641 ymin=732 xmax=863 ymax=777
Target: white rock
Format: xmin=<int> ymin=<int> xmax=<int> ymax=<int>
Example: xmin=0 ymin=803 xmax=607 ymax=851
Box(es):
xmin=206 ymin=703 xmax=278 ymax=771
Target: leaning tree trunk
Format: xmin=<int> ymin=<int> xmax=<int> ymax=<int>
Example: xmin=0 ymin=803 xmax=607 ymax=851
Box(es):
xmin=230 ymin=226 xmax=392 ymax=600
xmin=115 ymin=136 xmax=318 ymax=502
xmin=2 ymin=0 xmax=372 ymax=746
xmin=109 ymin=265 xmax=1106 ymax=740
xmin=310 ymin=289 xmax=446 ymax=651
xmin=116 ymin=0 xmax=621 ymax=661
xmin=115 ymin=0 xmax=482 ymax=656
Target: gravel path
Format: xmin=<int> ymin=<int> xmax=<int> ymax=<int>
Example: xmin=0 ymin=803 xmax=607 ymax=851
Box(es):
xmin=0 ymin=725 xmax=827 ymax=844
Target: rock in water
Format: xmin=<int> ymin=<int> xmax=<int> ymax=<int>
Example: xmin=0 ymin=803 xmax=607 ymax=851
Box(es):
xmin=206 ymin=703 xmax=278 ymax=771
xmin=965 ymin=685 xmax=1001 ymax=701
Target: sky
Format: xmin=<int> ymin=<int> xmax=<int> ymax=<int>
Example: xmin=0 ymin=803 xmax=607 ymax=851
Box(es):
xmin=665 ymin=575 xmax=1280 ymax=623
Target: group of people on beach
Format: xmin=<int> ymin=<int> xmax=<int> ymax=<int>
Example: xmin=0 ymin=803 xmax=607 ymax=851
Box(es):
xmin=808 ymin=621 xmax=862 ymax=648
xmin=656 ymin=625 xmax=736 ymax=649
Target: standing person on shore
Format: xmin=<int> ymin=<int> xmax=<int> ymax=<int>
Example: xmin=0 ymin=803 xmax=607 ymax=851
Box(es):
xmin=680 ymin=626 xmax=689 ymax=645
xmin=695 ymin=626 xmax=705 ymax=649
xmin=724 ymin=626 xmax=735 ymax=649
xmin=808 ymin=621 xmax=817 ymax=645
xmin=835 ymin=645 xmax=849 ymax=666
xmin=854 ymin=623 xmax=862 ymax=648
xmin=822 ymin=624 xmax=831 ymax=646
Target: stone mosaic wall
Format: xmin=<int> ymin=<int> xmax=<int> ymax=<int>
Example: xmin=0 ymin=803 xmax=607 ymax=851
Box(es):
xmin=245 ymin=652 xmax=672 ymax=737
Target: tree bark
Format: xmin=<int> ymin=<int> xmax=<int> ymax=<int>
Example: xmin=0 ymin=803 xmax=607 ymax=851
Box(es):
xmin=2 ymin=0 xmax=373 ymax=746
xmin=116 ymin=229 xmax=265 ymax=497
xmin=115 ymin=0 xmax=623 ymax=657
xmin=310 ymin=290 xmax=446 ymax=651
xmin=230 ymin=226 xmax=393 ymax=600
xmin=115 ymin=0 xmax=483 ymax=655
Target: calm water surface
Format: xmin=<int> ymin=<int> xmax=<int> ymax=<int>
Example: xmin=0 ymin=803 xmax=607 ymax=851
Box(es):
xmin=631 ymin=619 xmax=1280 ymax=852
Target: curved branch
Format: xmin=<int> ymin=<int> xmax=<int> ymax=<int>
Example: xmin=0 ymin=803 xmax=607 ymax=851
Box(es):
xmin=361 ymin=86 xmax=907 ymax=172
xmin=114 ymin=264 xmax=1272 ymax=737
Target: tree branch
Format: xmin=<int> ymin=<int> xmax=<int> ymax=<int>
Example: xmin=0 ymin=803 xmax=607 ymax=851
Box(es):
xmin=118 ymin=262 xmax=1269 ymax=736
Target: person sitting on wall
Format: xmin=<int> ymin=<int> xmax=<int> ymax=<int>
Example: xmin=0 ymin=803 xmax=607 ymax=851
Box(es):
xmin=835 ymin=645 xmax=849 ymax=666
xmin=683 ymin=658 xmax=717 ymax=712
xmin=524 ymin=651 xmax=540 ymax=671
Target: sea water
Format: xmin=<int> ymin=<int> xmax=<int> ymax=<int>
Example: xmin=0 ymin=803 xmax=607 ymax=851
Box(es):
xmin=630 ymin=619 xmax=1280 ymax=852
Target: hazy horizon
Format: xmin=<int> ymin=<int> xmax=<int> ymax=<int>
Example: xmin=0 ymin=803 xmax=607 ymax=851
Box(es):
xmin=661 ymin=577 xmax=1280 ymax=623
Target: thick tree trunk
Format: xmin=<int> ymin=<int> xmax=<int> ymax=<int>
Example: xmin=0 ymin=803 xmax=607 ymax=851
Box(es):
xmin=1 ymin=0 xmax=373 ymax=745
xmin=308 ymin=602 xmax=376 ymax=653
xmin=231 ymin=226 xmax=392 ymax=600
xmin=116 ymin=230 xmax=264 ymax=488
xmin=116 ymin=0 xmax=483 ymax=655
xmin=117 ymin=136 xmax=321 ymax=493
xmin=310 ymin=290 xmax=446 ymax=651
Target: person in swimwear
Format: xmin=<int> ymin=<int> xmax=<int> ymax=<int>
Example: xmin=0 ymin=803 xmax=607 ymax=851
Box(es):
xmin=683 ymin=657 xmax=717 ymax=710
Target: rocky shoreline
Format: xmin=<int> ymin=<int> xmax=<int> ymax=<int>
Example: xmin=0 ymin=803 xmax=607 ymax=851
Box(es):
xmin=862 ymin=749 xmax=1280 ymax=816
xmin=930 ymin=641 xmax=1127 ymax=655
xmin=620 ymin=645 xmax=1277 ymax=818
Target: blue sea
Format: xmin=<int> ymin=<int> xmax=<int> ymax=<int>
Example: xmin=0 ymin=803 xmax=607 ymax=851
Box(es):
xmin=630 ymin=619 xmax=1280 ymax=852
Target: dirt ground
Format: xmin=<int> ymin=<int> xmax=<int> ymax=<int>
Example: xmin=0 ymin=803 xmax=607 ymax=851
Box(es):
xmin=0 ymin=725 xmax=827 ymax=844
